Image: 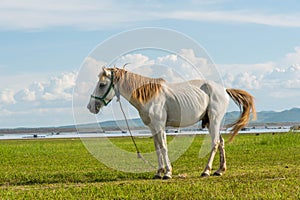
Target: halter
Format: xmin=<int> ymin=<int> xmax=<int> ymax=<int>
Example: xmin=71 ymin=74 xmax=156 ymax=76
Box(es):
xmin=90 ymin=71 xmax=115 ymax=106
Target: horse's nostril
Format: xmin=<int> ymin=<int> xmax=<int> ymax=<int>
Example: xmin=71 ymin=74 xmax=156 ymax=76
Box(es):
xmin=87 ymin=104 xmax=91 ymax=110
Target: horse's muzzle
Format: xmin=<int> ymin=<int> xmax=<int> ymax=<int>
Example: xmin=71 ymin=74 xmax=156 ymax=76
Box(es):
xmin=87 ymin=102 xmax=101 ymax=114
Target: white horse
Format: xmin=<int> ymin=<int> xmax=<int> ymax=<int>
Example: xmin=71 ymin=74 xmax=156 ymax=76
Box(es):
xmin=87 ymin=67 xmax=256 ymax=179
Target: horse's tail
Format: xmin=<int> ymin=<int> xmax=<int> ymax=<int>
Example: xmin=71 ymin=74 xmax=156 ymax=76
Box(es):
xmin=226 ymin=88 xmax=257 ymax=142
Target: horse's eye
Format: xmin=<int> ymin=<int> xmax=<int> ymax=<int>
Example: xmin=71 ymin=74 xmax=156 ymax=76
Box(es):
xmin=99 ymin=83 xmax=106 ymax=88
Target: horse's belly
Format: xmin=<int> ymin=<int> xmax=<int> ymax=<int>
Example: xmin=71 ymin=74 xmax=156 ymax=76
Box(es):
xmin=166 ymin=115 xmax=202 ymax=127
xmin=164 ymin=82 xmax=210 ymax=127
xmin=166 ymin=97 xmax=209 ymax=127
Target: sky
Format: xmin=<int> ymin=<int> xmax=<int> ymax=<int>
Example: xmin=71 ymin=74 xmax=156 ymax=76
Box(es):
xmin=0 ymin=0 xmax=300 ymax=128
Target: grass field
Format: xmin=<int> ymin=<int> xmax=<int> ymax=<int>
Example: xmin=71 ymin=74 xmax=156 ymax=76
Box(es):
xmin=1 ymin=133 xmax=300 ymax=199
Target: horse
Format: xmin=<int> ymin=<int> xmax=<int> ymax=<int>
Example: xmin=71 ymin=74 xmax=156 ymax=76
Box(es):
xmin=87 ymin=67 xmax=256 ymax=179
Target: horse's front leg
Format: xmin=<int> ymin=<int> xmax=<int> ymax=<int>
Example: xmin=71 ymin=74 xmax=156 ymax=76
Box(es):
xmin=146 ymin=102 xmax=172 ymax=179
xmin=153 ymin=133 xmax=165 ymax=179
xmin=152 ymin=130 xmax=172 ymax=179
xmin=161 ymin=131 xmax=172 ymax=179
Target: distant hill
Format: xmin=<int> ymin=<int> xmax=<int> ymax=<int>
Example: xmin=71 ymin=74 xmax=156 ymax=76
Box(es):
xmin=1 ymin=108 xmax=299 ymax=133
xmin=225 ymin=107 xmax=300 ymax=124
xmin=75 ymin=118 xmax=146 ymax=131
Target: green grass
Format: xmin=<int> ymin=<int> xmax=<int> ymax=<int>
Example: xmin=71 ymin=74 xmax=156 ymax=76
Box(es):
xmin=1 ymin=133 xmax=300 ymax=199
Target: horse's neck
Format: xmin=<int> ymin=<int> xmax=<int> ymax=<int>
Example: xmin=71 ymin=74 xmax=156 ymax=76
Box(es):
xmin=114 ymin=69 xmax=165 ymax=108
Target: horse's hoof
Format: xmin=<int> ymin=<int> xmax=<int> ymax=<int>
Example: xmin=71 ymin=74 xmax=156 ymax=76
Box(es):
xmin=212 ymin=172 xmax=222 ymax=176
xmin=153 ymin=174 xmax=162 ymax=179
xmin=200 ymin=172 xmax=210 ymax=177
xmin=162 ymin=175 xmax=172 ymax=180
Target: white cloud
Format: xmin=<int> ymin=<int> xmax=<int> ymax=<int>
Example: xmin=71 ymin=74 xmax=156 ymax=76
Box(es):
xmin=281 ymin=47 xmax=300 ymax=66
xmin=0 ymin=0 xmax=169 ymax=30
xmin=0 ymin=71 xmax=78 ymax=127
xmin=220 ymin=46 xmax=300 ymax=90
xmin=1 ymin=72 xmax=76 ymax=107
xmin=0 ymin=89 xmax=16 ymax=104
xmin=265 ymin=64 xmax=300 ymax=89
xmin=42 ymin=72 xmax=77 ymax=101
xmin=74 ymin=57 xmax=105 ymax=97
xmin=108 ymin=49 xmax=214 ymax=81
xmin=82 ymin=57 xmax=105 ymax=76
xmin=285 ymin=79 xmax=300 ymax=89
xmin=223 ymin=69 xmax=265 ymax=89
xmin=0 ymin=0 xmax=300 ymax=30
xmin=157 ymin=54 xmax=177 ymax=63
xmin=15 ymin=88 xmax=36 ymax=102
xmin=116 ymin=54 xmax=155 ymax=68
xmin=220 ymin=47 xmax=300 ymax=112
xmin=163 ymin=10 xmax=300 ymax=28
xmin=178 ymin=49 xmax=213 ymax=77
xmin=30 ymin=82 xmax=44 ymax=96
xmin=235 ymin=72 xmax=262 ymax=89
xmin=219 ymin=62 xmax=275 ymax=76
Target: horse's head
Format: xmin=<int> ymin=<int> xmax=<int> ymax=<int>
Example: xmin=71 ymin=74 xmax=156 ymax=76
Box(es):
xmin=87 ymin=67 xmax=116 ymax=114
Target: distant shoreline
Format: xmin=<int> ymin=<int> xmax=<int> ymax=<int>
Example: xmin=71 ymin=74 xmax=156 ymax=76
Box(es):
xmin=1 ymin=121 xmax=299 ymax=134
xmin=1 ymin=128 xmax=299 ymax=140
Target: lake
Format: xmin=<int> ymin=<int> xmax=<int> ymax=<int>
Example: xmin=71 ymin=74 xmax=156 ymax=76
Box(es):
xmin=0 ymin=127 xmax=295 ymax=140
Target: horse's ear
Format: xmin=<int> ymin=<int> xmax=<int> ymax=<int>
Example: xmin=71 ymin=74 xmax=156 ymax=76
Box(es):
xmin=103 ymin=66 xmax=111 ymax=78
xmin=123 ymin=63 xmax=130 ymax=69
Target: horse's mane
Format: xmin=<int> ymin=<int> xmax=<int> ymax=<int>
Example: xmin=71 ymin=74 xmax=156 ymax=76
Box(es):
xmin=109 ymin=68 xmax=165 ymax=104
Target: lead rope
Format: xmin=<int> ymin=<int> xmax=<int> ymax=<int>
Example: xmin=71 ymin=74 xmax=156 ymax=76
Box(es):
xmin=117 ymin=98 xmax=156 ymax=169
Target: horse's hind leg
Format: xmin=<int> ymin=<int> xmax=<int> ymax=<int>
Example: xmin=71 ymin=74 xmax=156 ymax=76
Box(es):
xmin=201 ymin=117 xmax=221 ymax=177
xmin=213 ymin=135 xmax=226 ymax=176
xmin=201 ymin=140 xmax=219 ymax=177
xmin=201 ymin=83 xmax=229 ymax=177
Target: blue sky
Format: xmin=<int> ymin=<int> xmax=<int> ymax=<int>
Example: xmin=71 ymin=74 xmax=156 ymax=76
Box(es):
xmin=0 ymin=0 xmax=300 ymax=128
